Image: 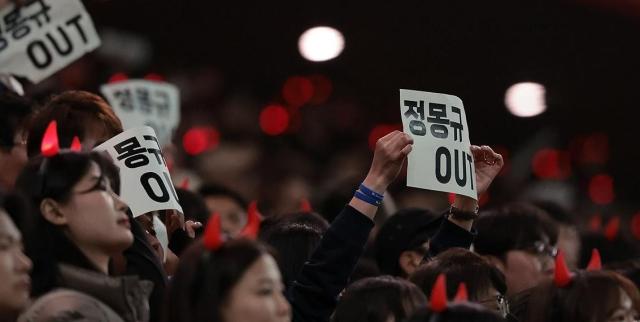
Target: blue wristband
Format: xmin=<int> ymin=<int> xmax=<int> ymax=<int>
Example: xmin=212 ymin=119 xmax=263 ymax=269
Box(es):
xmin=359 ymin=183 xmax=384 ymax=199
xmin=354 ymin=190 xmax=382 ymax=206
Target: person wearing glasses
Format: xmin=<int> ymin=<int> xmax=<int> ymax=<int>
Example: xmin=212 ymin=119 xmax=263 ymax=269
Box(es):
xmin=473 ymin=203 xmax=559 ymax=297
xmin=409 ymin=248 xmax=511 ymax=319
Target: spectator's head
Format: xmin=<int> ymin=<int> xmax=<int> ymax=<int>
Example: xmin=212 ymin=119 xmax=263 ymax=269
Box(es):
xmin=523 ymin=270 xmax=640 ymax=322
xmin=474 ymin=203 xmax=559 ymax=296
xmin=534 ymin=201 xmax=581 ymax=269
xmin=405 ymin=302 xmax=506 ymax=322
xmin=0 ymin=198 xmax=32 ymax=320
xmin=167 ymin=239 xmax=291 ymax=322
xmin=409 ymin=248 xmax=509 ymax=318
xmin=15 ymin=151 xmax=132 ymax=295
xmin=331 ymin=275 xmax=426 ymax=322
xmin=26 ymin=91 xmax=122 ymax=157
xmin=261 ymin=222 xmax=323 ymax=290
xmin=0 ymin=93 xmax=34 ymax=191
xmin=374 ymin=208 xmax=440 ymax=277
xmin=198 ymin=183 xmax=248 ymax=237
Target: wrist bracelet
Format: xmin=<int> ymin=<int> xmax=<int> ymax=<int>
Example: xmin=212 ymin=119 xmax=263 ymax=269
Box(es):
xmin=354 ymin=190 xmax=382 ymax=206
xmin=359 ymin=183 xmax=384 ymax=200
xmin=449 ymin=205 xmax=479 ymax=221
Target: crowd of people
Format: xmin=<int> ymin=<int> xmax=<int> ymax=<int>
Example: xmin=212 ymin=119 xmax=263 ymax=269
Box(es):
xmin=0 ymin=88 xmax=639 ymax=322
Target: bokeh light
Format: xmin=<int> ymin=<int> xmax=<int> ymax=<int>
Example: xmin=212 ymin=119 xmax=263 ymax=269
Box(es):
xmin=298 ymin=26 xmax=345 ymax=62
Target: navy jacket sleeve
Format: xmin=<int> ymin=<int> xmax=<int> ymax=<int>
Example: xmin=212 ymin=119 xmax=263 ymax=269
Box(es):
xmin=426 ymin=215 xmax=477 ymax=259
xmin=288 ymin=205 xmax=374 ymax=322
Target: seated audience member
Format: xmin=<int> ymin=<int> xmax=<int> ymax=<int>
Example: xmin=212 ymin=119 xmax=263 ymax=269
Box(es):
xmin=0 ymin=197 xmax=32 ymax=322
xmin=474 ymin=203 xmax=559 ymax=296
xmin=15 ymin=152 xmax=151 ymax=322
xmin=331 ymin=276 xmax=426 ymax=322
xmin=409 ymin=248 xmax=510 ymax=318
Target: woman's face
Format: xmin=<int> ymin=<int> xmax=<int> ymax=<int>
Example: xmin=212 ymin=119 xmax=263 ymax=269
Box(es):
xmin=0 ymin=211 xmax=32 ymax=316
xmin=222 ymin=254 xmax=291 ymax=322
xmin=57 ymin=161 xmax=133 ymax=255
xmin=607 ymin=288 xmax=640 ymax=322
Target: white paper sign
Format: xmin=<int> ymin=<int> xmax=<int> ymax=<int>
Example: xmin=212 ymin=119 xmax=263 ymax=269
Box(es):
xmin=100 ymin=80 xmax=180 ymax=147
xmin=94 ymin=126 xmax=183 ymax=217
xmin=0 ymin=0 xmax=101 ymax=83
xmin=399 ymin=89 xmax=477 ymax=200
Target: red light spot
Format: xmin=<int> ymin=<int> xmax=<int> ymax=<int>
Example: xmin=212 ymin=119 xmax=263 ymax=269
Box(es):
xmin=368 ymin=124 xmax=401 ymax=150
xmin=631 ymin=213 xmax=640 ymax=240
xmin=260 ymin=105 xmax=290 ymax=136
xmin=532 ymin=149 xmax=571 ymax=179
xmin=144 ymin=73 xmax=165 ymax=82
xmin=588 ymin=214 xmax=602 ymax=232
xmin=182 ymin=127 xmax=220 ymax=156
xmin=589 ymin=174 xmax=614 ymax=205
xmin=282 ymin=76 xmax=314 ymax=108
xmin=308 ymin=74 xmax=333 ymax=105
xmin=108 ymin=72 xmax=128 ymax=83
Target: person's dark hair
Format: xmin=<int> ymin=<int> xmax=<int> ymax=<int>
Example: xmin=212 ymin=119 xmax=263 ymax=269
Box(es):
xmin=474 ymin=203 xmax=559 ymax=259
xmin=169 ymin=188 xmax=210 ymax=256
xmin=262 ymin=222 xmax=323 ymax=290
xmin=410 ymin=248 xmax=507 ymax=301
xmin=260 ymin=211 xmax=329 ymax=239
xmin=532 ymin=201 xmax=576 ymax=226
xmin=606 ymin=259 xmax=640 ymax=291
xmin=165 ymin=238 xmax=272 ymax=322
xmin=374 ymin=208 xmax=440 ymax=277
xmin=331 ymin=276 xmax=426 ymax=322
xmin=523 ymin=270 xmax=640 ymax=322
xmin=197 ymin=183 xmax=248 ymax=209
xmin=14 ymin=151 xmax=120 ymax=296
xmin=406 ymin=302 xmax=505 ymax=322
xmin=0 ymin=92 xmax=34 ymax=152
xmin=26 ymin=91 xmax=123 ymax=157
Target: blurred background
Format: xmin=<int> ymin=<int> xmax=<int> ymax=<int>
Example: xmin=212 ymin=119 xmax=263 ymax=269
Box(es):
xmin=20 ymin=0 xmax=640 ymax=227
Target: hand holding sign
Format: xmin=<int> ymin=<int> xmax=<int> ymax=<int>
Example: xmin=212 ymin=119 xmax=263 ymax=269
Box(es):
xmin=363 ymin=130 xmax=413 ymax=193
xmin=470 ymin=145 xmax=503 ymax=196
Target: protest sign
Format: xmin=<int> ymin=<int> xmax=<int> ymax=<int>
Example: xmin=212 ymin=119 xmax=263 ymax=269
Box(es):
xmin=94 ymin=126 xmax=183 ymax=217
xmin=0 ymin=0 xmax=101 ymax=83
xmin=399 ymin=89 xmax=477 ymax=200
xmin=101 ymin=79 xmax=180 ymax=147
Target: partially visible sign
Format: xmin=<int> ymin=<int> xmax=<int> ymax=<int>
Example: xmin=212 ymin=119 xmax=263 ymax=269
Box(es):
xmin=101 ymin=79 xmax=180 ymax=147
xmin=0 ymin=0 xmax=101 ymax=83
xmin=94 ymin=126 xmax=183 ymax=217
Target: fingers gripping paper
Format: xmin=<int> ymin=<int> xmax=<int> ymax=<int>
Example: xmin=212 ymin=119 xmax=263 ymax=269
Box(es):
xmin=100 ymin=80 xmax=181 ymax=147
xmin=399 ymin=89 xmax=477 ymax=200
xmin=0 ymin=0 xmax=101 ymax=83
xmin=94 ymin=126 xmax=183 ymax=217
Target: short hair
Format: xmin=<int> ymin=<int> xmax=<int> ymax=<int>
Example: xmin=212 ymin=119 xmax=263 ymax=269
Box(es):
xmin=26 ymin=91 xmax=123 ymax=157
xmin=409 ymin=248 xmax=507 ymax=300
xmin=197 ymin=183 xmax=248 ymax=209
xmin=331 ymin=276 xmax=426 ymax=322
xmin=374 ymin=208 xmax=440 ymax=277
xmin=262 ymin=222 xmax=323 ymax=290
xmin=474 ymin=203 xmax=559 ymax=259
xmin=406 ymin=302 xmax=505 ymax=322
xmin=0 ymin=92 xmax=34 ymax=151
xmin=522 ymin=270 xmax=640 ymax=322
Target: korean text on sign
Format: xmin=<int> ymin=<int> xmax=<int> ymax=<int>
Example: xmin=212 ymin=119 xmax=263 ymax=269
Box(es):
xmin=0 ymin=0 xmax=100 ymax=83
xmin=94 ymin=126 xmax=183 ymax=217
xmin=399 ymin=89 xmax=477 ymax=200
xmin=101 ymin=79 xmax=181 ymax=147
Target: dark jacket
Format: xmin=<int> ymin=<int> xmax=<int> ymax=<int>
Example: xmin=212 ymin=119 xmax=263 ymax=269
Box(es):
xmin=288 ymin=205 xmax=374 ymax=322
